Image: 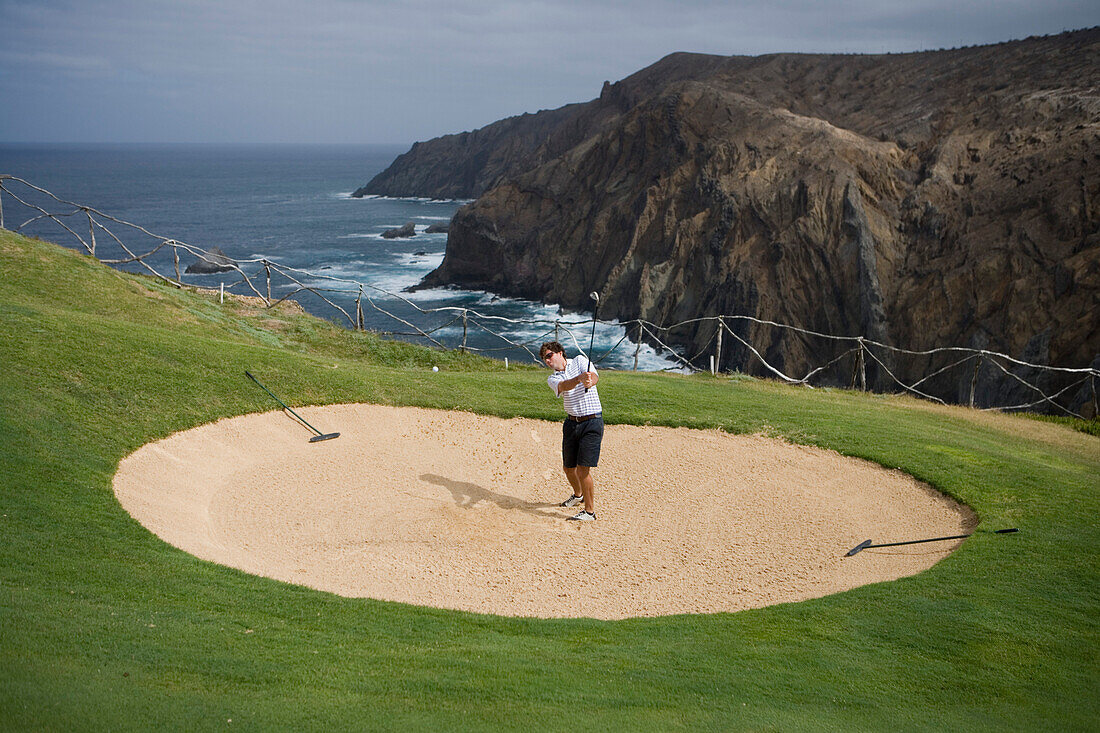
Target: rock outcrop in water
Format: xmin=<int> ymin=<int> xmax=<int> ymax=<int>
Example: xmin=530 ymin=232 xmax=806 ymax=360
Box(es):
xmin=381 ymin=222 xmax=417 ymax=239
xmin=360 ymin=29 xmax=1100 ymax=411
xmin=185 ymin=246 xmax=236 ymax=274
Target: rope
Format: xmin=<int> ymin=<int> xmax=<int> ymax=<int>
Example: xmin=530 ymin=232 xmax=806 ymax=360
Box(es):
xmin=2 ymin=174 xmax=1096 ymax=417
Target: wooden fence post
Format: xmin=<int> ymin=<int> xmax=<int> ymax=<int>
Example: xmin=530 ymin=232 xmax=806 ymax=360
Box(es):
xmin=461 ymin=311 xmax=468 ymax=352
xmin=173 ymin=245 xmax=181 ymax=283
xmin=857 ymin=338 xmax=866 ymax=391
xmin=969 ymin=354 xmax=983 ymax=408
xmin=714 ymin=317 xmax=724 ymax=374
xmin=633 ymin=322 xmax=642 ymax=371
xmin=356 ymin=285 xmax=363 ymax=330
xmin=86 ymin=210 xmax=96 ymax=256
xmin=264 ymin=261 xmax=271 ymax=303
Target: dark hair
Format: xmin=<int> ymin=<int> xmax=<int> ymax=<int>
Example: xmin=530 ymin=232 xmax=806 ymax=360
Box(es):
xmin=539 ymin=341 xmax=565 ymax=360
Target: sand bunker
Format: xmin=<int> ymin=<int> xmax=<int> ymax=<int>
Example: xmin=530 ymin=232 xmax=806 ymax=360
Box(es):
xmin=113 ymin=404 xmax=974 ymax=619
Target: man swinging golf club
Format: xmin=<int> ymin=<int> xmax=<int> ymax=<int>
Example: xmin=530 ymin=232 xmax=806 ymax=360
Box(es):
xmin=539 ymin=292 xmax=603 ymax=521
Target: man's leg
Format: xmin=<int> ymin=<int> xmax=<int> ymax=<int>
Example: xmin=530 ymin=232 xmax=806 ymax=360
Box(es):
xmin=572 ymin=418 xmax=601 ymax=515
xmin=564 ymin=466 xmax=583 ymax=499
xmin=562 ymin=420 xmax=583 ymax=502
xmin=574 ymin=466 xmax=594 ymax=514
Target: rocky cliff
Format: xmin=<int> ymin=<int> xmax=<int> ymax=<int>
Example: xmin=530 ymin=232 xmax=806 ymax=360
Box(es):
xmin=362 ymin=29 xmax=1100 ymax=410
xmin=353 ymin=104 xmax=582 ymax=199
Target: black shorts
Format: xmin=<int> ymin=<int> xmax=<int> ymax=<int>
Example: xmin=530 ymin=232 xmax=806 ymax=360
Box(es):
xmin=562 ymin=416 xmax=603 ymax=468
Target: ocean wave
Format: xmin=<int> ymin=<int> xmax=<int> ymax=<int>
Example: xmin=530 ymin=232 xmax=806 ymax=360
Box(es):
xmin=293 ymin=259 xmax=378 ymax=285
xmin=425 ymin=313 xmax=685 ymax=370
xmin=393 ymin=251 xmax=445 ymax=268
xmin=246 ymin=255 xmax=684 ymax=371
xmin=365 ymin=224 xmax=446 ymax=235
xmin=262 ymin=266 xmax=684 ymax=370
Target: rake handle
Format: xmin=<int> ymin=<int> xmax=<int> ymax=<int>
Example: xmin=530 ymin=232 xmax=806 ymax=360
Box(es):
xmin=846 ymin=528 xmax=1018 ymax=556
xmin=244 ymin=370 xmax=324 ymax=437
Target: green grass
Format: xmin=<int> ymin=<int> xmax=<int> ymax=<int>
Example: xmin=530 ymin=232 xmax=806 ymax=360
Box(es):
xmin=1 ymin=230 xmax=1098 ymax=731
xmin=1024 ymin=412 xmax=1100 ymax=437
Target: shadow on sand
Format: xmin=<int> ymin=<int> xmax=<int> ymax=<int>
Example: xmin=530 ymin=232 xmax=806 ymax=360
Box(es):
xmin=419 ymin=474 xmax=559 ymax=519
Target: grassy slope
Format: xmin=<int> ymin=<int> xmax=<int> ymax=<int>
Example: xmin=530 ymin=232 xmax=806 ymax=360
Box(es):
xmin=1 ymin=231 xmax=1097 ymax=731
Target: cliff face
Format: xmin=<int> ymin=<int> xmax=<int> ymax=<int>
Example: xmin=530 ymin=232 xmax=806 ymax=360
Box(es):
xmin=367 ymin=30 xmax=1100 ymax=407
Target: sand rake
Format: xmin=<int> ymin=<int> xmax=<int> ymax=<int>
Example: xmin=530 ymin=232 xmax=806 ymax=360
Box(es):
xmin=244 ymin=371 xmax=340 ymax=443
xmin=845 ymin=527 xmax=1018 ymax=556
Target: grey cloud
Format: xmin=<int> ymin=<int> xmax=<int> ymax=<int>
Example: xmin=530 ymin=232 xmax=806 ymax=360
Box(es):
xmin=0 ymin=0 xmax=1096 ymax=143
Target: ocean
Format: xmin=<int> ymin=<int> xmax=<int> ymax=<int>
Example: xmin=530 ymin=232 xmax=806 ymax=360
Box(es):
xmin=0 ymin=143 xmax=678 ymax=370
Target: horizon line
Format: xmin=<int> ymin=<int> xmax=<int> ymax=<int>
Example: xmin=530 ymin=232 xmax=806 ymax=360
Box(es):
xmin=0 ymin=140 xmax=416 ymax=148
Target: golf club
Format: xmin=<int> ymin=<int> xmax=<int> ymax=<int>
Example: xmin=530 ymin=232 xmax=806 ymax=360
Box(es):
xmin=845 ymin=527 xmax=1018 ymax=556
xmin=586 ymin=291 xmax=599 ymax=392
xmin=244 ymin=371 xmax=340 ymax=443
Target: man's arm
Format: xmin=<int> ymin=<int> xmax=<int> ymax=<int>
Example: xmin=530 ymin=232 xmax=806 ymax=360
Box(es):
xmin=555 ymin=370 xmax=597 ymax=395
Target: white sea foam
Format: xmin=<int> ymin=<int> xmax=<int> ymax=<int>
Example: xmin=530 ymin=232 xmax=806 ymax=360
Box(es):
xmin=367 ymin=275 xmax=435 ymax=296
xmin=233 ymin=251 xmax=685 ymax=370
xmin=394 ymin=252 xmax=445 ymax=267
xmin=391 ymin=223 xmax=443 ymax=230
xmin=273 ymin=244 xmax=683 ymax=371
xmin=426 ymin=312 xmax=684 ymax=370
xmin=294 ymin=260 xmax=378 ymax=288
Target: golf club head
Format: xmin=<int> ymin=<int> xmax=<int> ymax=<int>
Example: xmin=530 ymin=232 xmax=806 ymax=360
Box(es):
xmin=589 ymin=291 xmax=600 ymax=304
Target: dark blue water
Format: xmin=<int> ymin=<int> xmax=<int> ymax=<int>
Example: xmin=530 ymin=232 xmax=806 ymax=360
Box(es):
xmin=0 ymin=143 xmax=677 ymax=368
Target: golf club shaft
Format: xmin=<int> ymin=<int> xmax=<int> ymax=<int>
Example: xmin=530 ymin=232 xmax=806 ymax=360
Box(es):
xmin=586 ymin=293 xmax=599 ymax=392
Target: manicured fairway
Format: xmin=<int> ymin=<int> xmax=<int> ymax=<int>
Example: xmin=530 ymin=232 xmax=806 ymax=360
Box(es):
xmin=1 ymin=231 xmax=1097 ymax=730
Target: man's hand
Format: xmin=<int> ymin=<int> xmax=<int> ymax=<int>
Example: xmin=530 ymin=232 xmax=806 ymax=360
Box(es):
xmin=557 ymin=371 xmax=598 ymax=396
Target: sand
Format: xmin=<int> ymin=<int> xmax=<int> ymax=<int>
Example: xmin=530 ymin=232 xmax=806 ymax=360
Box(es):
xmin=112 ymin=404 xmax=975 ymax=620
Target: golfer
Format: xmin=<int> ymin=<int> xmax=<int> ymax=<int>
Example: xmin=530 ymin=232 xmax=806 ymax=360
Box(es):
xmin=540 ymin=341 xmax=603 ymax=521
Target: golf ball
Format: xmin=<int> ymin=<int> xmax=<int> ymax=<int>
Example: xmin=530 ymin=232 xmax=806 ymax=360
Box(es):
xmin=432 ymin=366 xmax=439 ymax=372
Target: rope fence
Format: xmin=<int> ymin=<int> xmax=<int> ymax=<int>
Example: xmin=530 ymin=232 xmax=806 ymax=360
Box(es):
xmin=2 ymin=174 xmax=1097 ymax=418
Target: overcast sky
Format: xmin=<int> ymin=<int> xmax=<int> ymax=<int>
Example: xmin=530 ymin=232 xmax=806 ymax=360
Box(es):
xmin=1 ymin=0 xmax=1096 ymax=145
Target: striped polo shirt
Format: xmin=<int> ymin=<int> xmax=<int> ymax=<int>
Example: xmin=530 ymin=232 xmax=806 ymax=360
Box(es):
xmin=548 ymin=355 xmax=603 ymax=417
